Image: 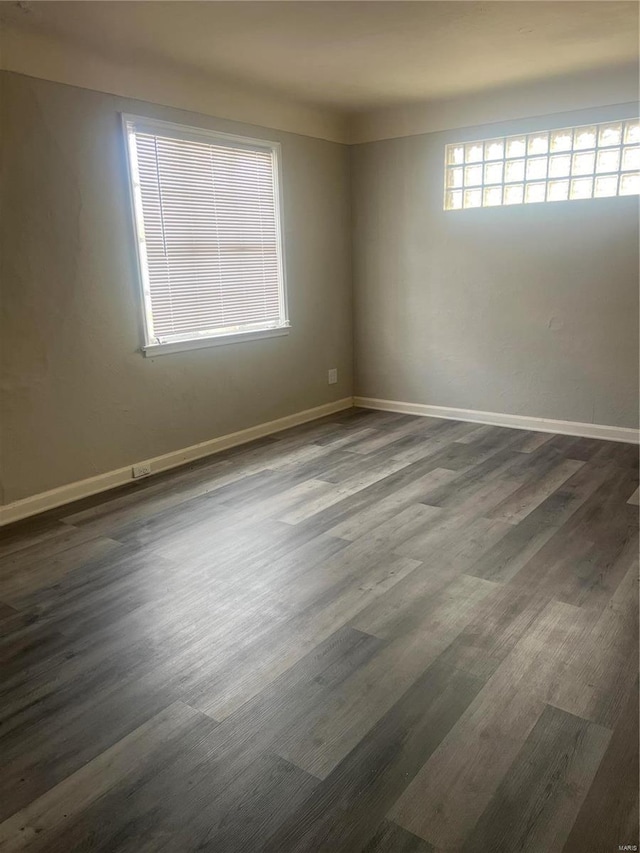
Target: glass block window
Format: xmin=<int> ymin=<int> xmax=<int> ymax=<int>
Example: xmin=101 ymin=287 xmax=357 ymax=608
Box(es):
xmin=444 ymin=118 xmax=640 ymax=210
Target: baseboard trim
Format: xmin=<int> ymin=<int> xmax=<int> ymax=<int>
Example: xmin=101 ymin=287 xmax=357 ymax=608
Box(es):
xmin=354 ymin=397 xmax=639 ymax=445
xmin=0 ymin=397 xmax=354 ymax=526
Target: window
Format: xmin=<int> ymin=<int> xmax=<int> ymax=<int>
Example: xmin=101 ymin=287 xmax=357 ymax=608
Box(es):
xmin=444 ymin=118 xmax=640 ymax=210
xmin=123 ymin=115 xmax=288 ymax=353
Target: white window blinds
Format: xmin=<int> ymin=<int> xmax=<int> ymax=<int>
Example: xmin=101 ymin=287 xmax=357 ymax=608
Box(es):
xmin=124 ymin=116 xmax=288 ymax=350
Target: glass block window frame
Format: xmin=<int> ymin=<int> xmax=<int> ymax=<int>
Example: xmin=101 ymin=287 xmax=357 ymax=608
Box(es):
xmin=444 ymin=118 xmax=640 ymax=210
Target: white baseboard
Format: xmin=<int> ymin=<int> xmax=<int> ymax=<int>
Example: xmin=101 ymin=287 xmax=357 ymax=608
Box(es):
xmin=0 ymin=397 xmax=354 ymax=526
xmin=354 ymin=397 xmax=639 ymax=445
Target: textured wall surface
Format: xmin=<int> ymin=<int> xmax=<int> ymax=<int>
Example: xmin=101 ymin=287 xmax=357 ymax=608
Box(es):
xmin=0 ymin=72 xmax=353 ymax=503
xmin=3 ymin=72 xmax=638 ymax=507
xmin=352 ymin=104 xmax=639 ymax=429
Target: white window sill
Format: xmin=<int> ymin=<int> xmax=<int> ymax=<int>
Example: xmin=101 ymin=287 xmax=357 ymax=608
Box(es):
xmin=142 ymin=325 xmax=290 ymax=357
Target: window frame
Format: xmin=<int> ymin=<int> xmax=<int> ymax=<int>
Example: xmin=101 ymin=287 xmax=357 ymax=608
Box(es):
xmin=121 ymin=114 xmax=290 ymax=356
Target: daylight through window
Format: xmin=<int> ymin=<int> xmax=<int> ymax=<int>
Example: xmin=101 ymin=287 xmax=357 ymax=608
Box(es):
xmin=124 ymin=116 xmax=288 ymax=352
xmin=444 ymin=118 xmax=640 ymax=210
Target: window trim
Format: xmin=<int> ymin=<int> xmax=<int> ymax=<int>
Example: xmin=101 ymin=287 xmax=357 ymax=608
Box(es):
xmin=142 ymin=326 xmax=290 ymax=357
xmin=121 ymin=114 xmax=290 ymax=354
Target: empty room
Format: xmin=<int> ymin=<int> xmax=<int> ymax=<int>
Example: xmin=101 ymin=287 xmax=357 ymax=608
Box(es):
xmin=0 ymin=1 xmax=638 ymax=851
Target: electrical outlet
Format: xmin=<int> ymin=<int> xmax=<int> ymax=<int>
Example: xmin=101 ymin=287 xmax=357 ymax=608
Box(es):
xmin=132 ymin=463 xmax=151 ymax=479
xmin=328 ymin=368 xmax=338 ymax=385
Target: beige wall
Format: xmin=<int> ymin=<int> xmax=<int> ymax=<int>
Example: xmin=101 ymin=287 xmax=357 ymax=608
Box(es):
xmin=350 ymin=63 xmax=639 ymax=143
xmin=0 ymin=23 xmax=348 ymax=143
xmin=352 ymin=103 xmax=639 ymax=429
xmin=2 ymin=71 xmax=639 ymax=508
xmin=0 ymin=72 xmax=353 ymax=504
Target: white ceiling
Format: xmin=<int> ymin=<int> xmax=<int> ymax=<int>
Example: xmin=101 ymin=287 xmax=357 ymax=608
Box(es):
xmin=2 ymin=1 xmax=638 ymax=111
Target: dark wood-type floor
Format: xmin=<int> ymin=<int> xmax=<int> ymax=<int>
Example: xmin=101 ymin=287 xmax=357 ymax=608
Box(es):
xmin=1 ymin=408 xmax=638 ymax=852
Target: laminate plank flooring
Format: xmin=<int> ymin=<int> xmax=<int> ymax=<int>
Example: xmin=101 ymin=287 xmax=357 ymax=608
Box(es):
xmin=0 ymin=408 xmax=637 ymax=852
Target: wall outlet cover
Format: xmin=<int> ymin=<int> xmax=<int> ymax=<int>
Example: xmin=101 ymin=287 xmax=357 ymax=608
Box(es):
xmin=328 ymin=368 xmax=338 ymax=385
